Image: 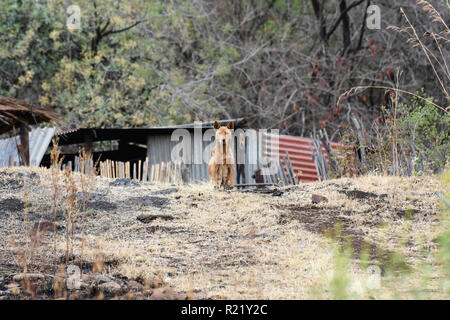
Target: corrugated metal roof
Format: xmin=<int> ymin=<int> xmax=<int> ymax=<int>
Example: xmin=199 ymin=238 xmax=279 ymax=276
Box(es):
xmin=0 ymin=127 xmax=55 ymax=167
xmin=55 ymin=118 xmax=246 ymax=136
xmin=54 ymin=119 xmax=247 ymax=146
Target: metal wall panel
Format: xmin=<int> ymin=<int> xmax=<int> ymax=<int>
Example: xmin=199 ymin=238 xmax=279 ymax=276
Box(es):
xmin=147 ymin=132 xmax=213 ymax=183
xmin=147 ymin=130 xmax=256 ymax=184
xmin=0 ymin=127 xmax=55 ymax=167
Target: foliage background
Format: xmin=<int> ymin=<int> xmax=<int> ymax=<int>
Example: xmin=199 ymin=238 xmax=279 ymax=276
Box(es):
xmin=0 ymin=0 xmax=448 ymax=137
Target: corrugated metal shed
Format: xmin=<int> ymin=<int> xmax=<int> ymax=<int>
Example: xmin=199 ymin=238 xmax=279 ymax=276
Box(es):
xmin=0 ymin=127 xmax=55 ymax=167
xmin=263 ymin=134 xmax=343 ymax=183
xmin=146 ymin=119 xmax=248 ymax=183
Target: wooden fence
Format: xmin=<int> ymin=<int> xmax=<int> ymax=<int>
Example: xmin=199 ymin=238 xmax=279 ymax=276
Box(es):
xmin=98 ymin=158 xmax=183 ymax=184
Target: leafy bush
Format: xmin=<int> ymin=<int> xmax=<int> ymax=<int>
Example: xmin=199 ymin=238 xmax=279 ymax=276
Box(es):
xmin=334 ymin=90 xmax=449 ymax=177
xmin=393 ymin=91 xmax=449 ymax=174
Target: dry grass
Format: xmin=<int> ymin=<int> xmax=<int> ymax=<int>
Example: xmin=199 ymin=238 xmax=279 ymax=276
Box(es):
xmin=0 ymin=167 xmax=445 ymax=299
xmin=0 ymin=96 xmax=61 ymax=134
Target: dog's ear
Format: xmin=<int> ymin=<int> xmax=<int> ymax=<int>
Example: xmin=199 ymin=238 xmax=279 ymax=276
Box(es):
xmin=226 ymin=121 xmax=234 ymax=130
xmin=213 ymin=121 xmax=220 ymax=129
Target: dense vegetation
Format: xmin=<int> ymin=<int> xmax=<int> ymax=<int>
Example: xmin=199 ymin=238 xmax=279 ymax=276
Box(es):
xmin=0 ymin=0 xmax=448 ymax=138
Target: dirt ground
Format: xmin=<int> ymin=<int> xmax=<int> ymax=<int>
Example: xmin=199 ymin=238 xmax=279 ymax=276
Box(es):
xmin=0 ymin=167 xmax=444 ymax=299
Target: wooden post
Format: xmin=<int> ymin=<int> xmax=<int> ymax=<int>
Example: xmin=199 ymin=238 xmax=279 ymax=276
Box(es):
xmin=154 ymin=164 xmax=160 ymax=182
xmin=143 ymin=158 xmax=149 ymax=182
xmin=150 ymin=164 xmax=155 ymax=182
xmin=84 ymin=133 xmax=93 ymax=158
xmin=19 ymin=123 xmax=30 ymax=166
xmin=172 ymin=162 xmax=177 ymax=183
xmin=166 ymin=162 xmax=171 ymax=184
xmin=159 ymin=162 xmax=165 ymax=183
xmin=138 ymin=160 xmax=142 ymax=181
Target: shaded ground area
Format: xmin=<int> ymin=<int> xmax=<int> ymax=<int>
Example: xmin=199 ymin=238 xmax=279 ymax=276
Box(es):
xmin=128 ymin=196 xmax=170 ymax=209
xmin=278 ymin=204 xmax=378 ymax=258
xmin=0 ymin=198 xmax=24 ymax=212
xmin=338 ymin=190 xmax=387 ymax=200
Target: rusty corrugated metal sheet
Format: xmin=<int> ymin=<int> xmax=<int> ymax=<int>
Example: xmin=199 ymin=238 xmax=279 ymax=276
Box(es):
xmin=0 ymin=127 xmax=55 ymax=167
xmin=264 ymin=134 xmax=343 ymax=183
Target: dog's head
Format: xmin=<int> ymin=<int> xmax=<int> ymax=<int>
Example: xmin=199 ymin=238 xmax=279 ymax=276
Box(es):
xmin=213 ymin=121 xmax=234 ymax=146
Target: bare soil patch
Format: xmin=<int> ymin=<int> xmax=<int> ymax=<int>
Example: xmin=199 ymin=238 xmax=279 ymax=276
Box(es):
xmin=338 ymin=189 xmax=387 ymax=200
xmin=127 ymin=195 xmax=170 ymax=209
xmin=278 ymin=204 xmax=379 ymax=260
xmin=0 ymin=198 xmax=25 ymax=212
xmin=137 ymin=214 xmax=175 ymax=223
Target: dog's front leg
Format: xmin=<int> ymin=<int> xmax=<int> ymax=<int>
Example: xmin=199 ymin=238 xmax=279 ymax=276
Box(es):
xmin=226 ymin=164 xmax=235 ymax=188
xmin=216 ymin=165 xmax=223 ymax=188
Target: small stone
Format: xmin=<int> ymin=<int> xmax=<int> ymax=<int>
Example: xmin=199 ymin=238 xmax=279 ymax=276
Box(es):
xmin=127 ymin=280 xmax=143 ymax=292
xmin=13 ymin=273 xmax=45 ymax=282
xmin=109 ymin=179 xmax=140 ymax=187
xmin=81 ymin=274 xmax=91 ymax=281
xmin=6 ymin=283 xmax=20 ymax=295
xmin=143 ymin=288 xmax=154 ymax=296
xmin=94 ymin=274 xmax=111 ymax=284
xmin=98 ymin=281 xmax=121 ymax=295
xmin=137 ymin=214 xmax=174 ymax=223
xmin=312 ymin=194 xmax=328 ymax=204
xmin=272 ymin=189 xmax=283 ymax=196
xmin=149 ymin=287 xmax=179 ymax=300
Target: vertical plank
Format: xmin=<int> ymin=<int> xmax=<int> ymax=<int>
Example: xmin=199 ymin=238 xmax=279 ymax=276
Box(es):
xmin=150 ymin=164 xmax=155 ymax=182
xmin=154 ymin=164 xmax=160 ymax=183
xmin=159 ymin=162 xmax=165 ymax=183
xmin=143 ymin=157 xmax=149 ymax=182
xmin=166 ymin=162 xmax=172 ymax=184
xmin=247 ymin=130 xmax=258 ymax=184
xmin=138 ymin=160 xmax=142 ymax=181
xmin=172 ymin=161 xmax=178 ymax=184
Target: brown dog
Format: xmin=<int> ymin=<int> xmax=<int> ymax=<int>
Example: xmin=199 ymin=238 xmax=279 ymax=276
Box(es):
xmin=208 ymin=121 xmax=235 ymax=187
